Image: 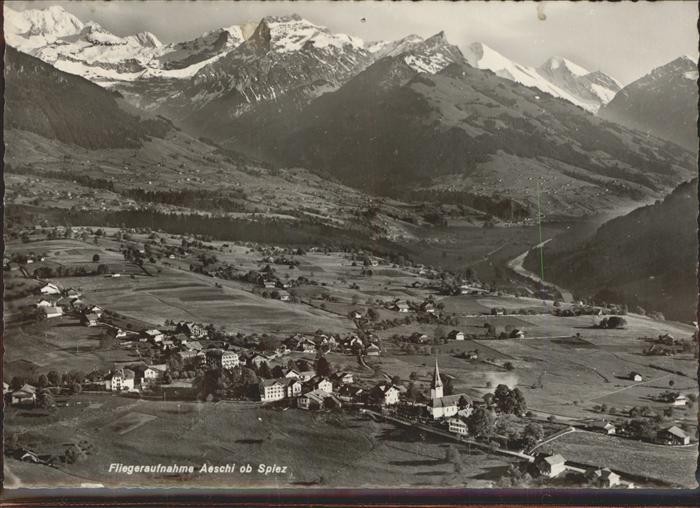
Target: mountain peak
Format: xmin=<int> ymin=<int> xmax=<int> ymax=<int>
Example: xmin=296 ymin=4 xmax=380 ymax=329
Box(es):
xmin=541 ymin=56 xmax=589 ymax=76
xmin=134 ymin=31 xmax=162 ymax=48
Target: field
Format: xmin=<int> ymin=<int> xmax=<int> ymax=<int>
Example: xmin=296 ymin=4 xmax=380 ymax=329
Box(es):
xmin=542 ymin=430 xmax=697 ymax=488
xmin=4 ymin=395 xmax=513 ymax=488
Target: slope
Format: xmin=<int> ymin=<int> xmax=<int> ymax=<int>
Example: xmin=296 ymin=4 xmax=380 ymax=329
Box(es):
xmin=273 ymin=56 xmax=694 ymax=215
xmin=528 ymin=179 xmax=698 ymax=321
xmin=3 ymin=46 xmax=171 ymax=149
xmin=599 ymin=56 xmax=698 ymax=151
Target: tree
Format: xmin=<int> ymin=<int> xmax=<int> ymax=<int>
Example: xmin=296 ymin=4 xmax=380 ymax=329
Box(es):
xmin=72 ymin=382 xmax=82 ymax=394
xmin=409 ymin=371 xmax=419 ymax=381
xmin=47 ymin=371 xmax=60 ymax=386
xmin=467 ymin=407 xmax=495 ymax=438
xmin=9 ymin=376 xmax=25 ymax=391
xmin=316 ymin=356 xmax=332 ymax=377
xmin=440 ymin=374 xmax=454 ymax=396
xmin=37 ymin=389 xmax=55 ymax=410
xmin=37 ymin=374 xmax=49 ymax=388
xmin=258 ymin=362 xmax=272 ymax=379
xmin=520 ymin=423 xmax=544 ymax=450
xmin=503 ymin=362 xmax=514 ymax=371
xmin=92 ymin=254 xmax=100 ymax=263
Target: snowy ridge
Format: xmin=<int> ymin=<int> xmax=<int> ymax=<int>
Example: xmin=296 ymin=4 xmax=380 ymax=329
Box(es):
xmin=4 ymin=4 xmax=249 ymax=84
xmin=262 ymin=15 xmax=364 ymax=53
xmin=465 ymin=42 xmax=621 ymax=113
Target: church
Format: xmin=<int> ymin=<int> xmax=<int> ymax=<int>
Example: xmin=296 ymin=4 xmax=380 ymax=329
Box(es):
xmin=427 ymin=357 xmax=472 ymax=420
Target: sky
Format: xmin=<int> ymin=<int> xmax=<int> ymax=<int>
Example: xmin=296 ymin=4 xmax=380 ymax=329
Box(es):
xmin=6 ymin=0 xmax=699 ymax=85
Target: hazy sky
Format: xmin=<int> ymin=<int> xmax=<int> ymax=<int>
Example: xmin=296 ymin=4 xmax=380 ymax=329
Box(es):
xmin=7 ymin=1 xmax=699 ymax=84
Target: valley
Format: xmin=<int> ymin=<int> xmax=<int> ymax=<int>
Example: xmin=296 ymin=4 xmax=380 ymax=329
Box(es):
xmin=2 ymin=2 xmax=697 ymax=494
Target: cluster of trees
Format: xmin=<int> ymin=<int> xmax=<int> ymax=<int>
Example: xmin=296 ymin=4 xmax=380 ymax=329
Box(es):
xmin=595 ymin=316 xmax=627 ymax=329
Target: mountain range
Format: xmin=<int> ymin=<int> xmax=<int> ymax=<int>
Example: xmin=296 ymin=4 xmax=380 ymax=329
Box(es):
xmin=5 ymin=5 xmax=622 ymax=116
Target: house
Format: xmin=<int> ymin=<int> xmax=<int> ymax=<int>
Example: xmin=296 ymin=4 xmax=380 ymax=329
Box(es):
xmin=144 ymin=329 xmax=164 ymax=343
xmin=657 ymin=426 xmax=690 ymax=445
xmin=112 ymin=328 xmax=128 ymax=339
xmin=185 ymin=340 xmax=203 ymax=352
xmin=509 ymin=329 xmax=526 ymax=339
xmin=421 ymin=302 xmax=436 ymax=314
xmin=176 ymin=350 xmax=206 ymax=367
xmin=366 ymin=344 xmax=381 ymax=356
xmin=372 ymin=383 xmax=400 ymax=406
xmin=176 ymin=321 xmax=207 ymax=339
xmin=81 ymin=312 xmax=99 ymax=327
xmin=590 ymin=420 xmax=616 ymax=435
xmin=262 ymin=279 xmax=277 ymax=290
xmin=36 ymin=299 xmax=53 ymax=308
xmin=249 ymin=353 xmax=273 ymax=369
xmin=41 ymin=306 xmax=63 ymax=319
xmin=586 ymin=467 xmax=621 ymax=487
xmin=259 ymin=379 xmax=286 ymax=402
xmin=298 ymin=338 xmax=317 ymax=353
xmin=206 ymin=349 xmax=240 ymax=370
xmin=87 ymin=305 xmax=103 ymax=317
xmin=447 ymin=330 xmax=465 ymax=341
xmin=306 ymin=376 xmax=333 ymax=394
xmin=277 ymin=290 xmax=290 ymax=302
xmin=629 ymin=371 xmax=643 ymax=382
xmin=282 ymin=378 xmax=302 ymax=398
xmin=672 ymin=394 xmax=689 ymax=407
xmin=11 ymin=384 xmax=37 ymax=405
xmin=297 ymin=370 xmax=316 ymax=382
xmin=66 ymin=288 xmax=82 ymax=299
xmin=105 ymin=369 xmax=135 ymax=391
xmin=351 ymin=310 xmax=363 ymax=320
xmin=394 ymin=300 xmax=410 ymax=313
xmin=3 ymin=382 xmax=10 ymax=395
xmin=331 ymin=371 xmax=354 ymax=386
xmin=465 ymin=350 xmax=479 ymax=361
xmin=40 ymin=283 xmax=61 ymax=295
xmin=140 ymin=364 xmax=167 ymax=387
xmin=448 ymin=417 xmax=469 ymax=436
xmin=534 ymin=453 xmax=566 ymax=478
xmin=283 ymin=368 xmax=301 ymax=379
xmin=337 ymin=385 xmax=364 ymax=402
xmin=298 ymin=389 xmax=342 ymax=410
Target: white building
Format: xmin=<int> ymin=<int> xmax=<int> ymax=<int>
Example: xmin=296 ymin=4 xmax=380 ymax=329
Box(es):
xmin=40 ymin=283 xmax=61 ymax=295
xmin=448 ymin=417 xmax=469 ymax=436
xmin=42 ymin=306 xmax=63 ymax=319
xmin=259 ymin=379 xmax=286 ymax=402
xmin=105 ymin=369 xmax=135 ymax=391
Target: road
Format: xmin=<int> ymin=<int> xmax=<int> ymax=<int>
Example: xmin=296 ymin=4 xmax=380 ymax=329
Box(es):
xmin=507 ymin=239 xmax=574 ymax=303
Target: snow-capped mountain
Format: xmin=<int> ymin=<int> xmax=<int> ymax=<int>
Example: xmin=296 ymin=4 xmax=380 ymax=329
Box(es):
xmin=464 ymin=42 xmax=621 ymax=113
xmin=599 ymin=55 xmax=698 ymax=150
xmin=3 ymin=4 xmax=250 ymax=84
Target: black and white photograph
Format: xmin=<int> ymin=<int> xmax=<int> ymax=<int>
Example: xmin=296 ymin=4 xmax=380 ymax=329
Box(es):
xmin=2 ymin=0 xmax=698 ymax=495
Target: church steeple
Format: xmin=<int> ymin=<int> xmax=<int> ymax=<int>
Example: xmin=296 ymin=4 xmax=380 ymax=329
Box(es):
xmin=430 ymin=356 xmax=443 ymax=400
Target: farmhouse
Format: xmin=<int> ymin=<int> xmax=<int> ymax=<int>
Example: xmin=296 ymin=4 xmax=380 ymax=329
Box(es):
xmin=81 ymin=312 xmax=99 ymax=327
xmin=372 ymin=383 xmax=400 ymax=406
xmin=298 ymin=389 xmax=341 ymax=410
xmin=105 ymin=368 xmax=136 ymax=392
xmin=305 ymin=376 xmax=333 ymax=394
xmin=366 ymin=344 xmax=381 ymax=356
xmin=590 ymin=420 xmax=616 ymax=435
xmin=139 ymin=364 xmax=167 ymax=387
xmin=282 ymin=368 xmax=301 ymax=379
xmin=672 ymin=394 xmax=689 ymax=407
xmin=176 ymin=321 xmax=207 ymax=339
xmin=144 ymin=329 xmax=165 ymax=343
xmin=36 ymin=299 xmax=53 ymax=308
xmin=447 ymin=330 xmax=465 ymax=341
xmin=534 ymin=453 xmax=566 ymax=478
xmin=40 ymin=283 xmax=61 ymax=295
xmin=277 ymin=290 xmax=290 ymax=302
xmin=586 ymin=467 xmax=621 ymax=487
xmin=657 ymin=426 xmax=690 ymax=445
xmin=11 ymin=384 xmax=37 ymax=406
xmin=176 ymin=350 xmax=205 ymax=367
xmin=447 ymin=417 xmax=469 ymax=436
xmin=282 ymin=378 xmax=302 ymax=398
xmin=337 ymin=385 xmax=364 ymax=402
xmin=629 ymin=371 xmax=643 ymax=382
xmin=249 ymin=353 xmax=274 ymax=369
xmin=394 ymin=300 xmax=410 ymax=313
xmin=41 ymin=306 xmax=63 ymax=319
xmin=509 ymin=329 xmax=526 ymax=339
xmin=421 ymin=302 xmax=436 ymax=314
xmin=331 ymin=371 xmax=354 ymax=385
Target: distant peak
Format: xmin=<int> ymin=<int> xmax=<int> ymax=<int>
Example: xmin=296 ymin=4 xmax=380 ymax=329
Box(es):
xmin=261 ymin=14 xmax=304 ymax=24
xmin=541 ymin=56 xmax=589 ymax=76
xmin=424 ymin=31 xmax=447 ymax=44
xmin=134 ymin=31 xmax=162 ymax=48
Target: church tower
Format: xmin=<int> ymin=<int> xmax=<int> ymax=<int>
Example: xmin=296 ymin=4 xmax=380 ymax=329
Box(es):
xmin=430 ymin=356 xmax=443 ymax=400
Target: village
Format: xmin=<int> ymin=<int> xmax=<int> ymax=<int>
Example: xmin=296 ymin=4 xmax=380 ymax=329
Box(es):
xmin=3 ymin=225 xmax=698 ymax=488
